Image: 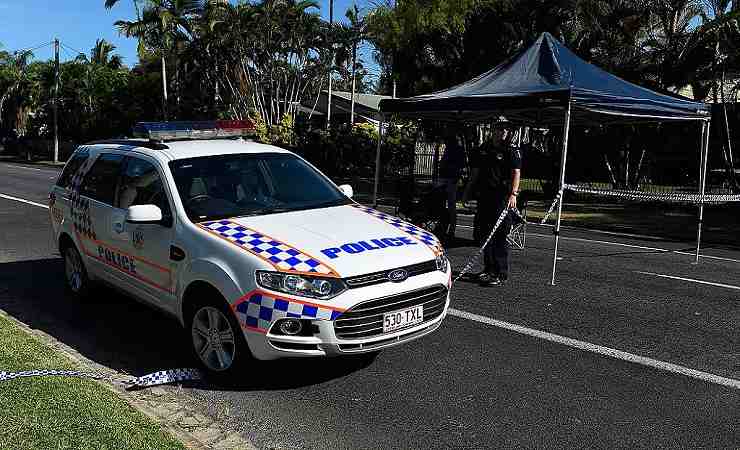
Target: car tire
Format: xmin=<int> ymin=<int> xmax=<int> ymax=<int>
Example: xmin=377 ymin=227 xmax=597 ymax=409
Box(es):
xmin=187 ymin=295 xmax=252 ymax=380
xmin=62 ymin=244 xmax=91 ymax=299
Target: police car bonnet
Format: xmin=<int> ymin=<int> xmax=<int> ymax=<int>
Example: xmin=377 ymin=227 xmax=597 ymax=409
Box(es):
xmin=205 ymin=205 xmax=440 ymax=278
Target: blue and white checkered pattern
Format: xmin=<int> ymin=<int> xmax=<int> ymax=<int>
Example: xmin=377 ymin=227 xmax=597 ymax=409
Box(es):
xmin=352 ymin=205 xmax=444 ymax=255
xmin=0 ymin=368 xmax=201 ymax=389
xmin=200 ymin=220 xmax=337 ymax=276
xmin=234 ymin=291 xmax=344 ymax=332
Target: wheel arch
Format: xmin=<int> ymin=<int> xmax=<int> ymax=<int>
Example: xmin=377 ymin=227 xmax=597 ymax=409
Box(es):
xmin=179 ymin=259 xmax=245 ymax=327
xmin=58 ymin=232 xmax=76 ymax=254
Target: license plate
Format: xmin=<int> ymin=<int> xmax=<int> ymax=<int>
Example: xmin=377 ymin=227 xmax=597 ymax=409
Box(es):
xmin=383 ymin=305 xmax=424 ymax=333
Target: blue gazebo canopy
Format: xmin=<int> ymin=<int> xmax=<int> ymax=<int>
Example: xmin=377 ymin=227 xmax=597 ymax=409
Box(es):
xmin=379 ymin=32 xmax=710 ymax=125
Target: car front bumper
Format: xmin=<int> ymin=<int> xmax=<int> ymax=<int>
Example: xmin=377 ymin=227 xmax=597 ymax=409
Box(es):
xmin=243 ymin=272 xmax=451 ymax=360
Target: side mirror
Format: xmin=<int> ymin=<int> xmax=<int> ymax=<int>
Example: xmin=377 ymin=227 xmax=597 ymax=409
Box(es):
xmin=126 ymin=204 xmax=163 ymax=224
xmin=338 ymin=184 xmax=354 ymax=199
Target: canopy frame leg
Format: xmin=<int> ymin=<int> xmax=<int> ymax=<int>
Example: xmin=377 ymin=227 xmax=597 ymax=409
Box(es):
xmin=373 ymin=115 xmax=385 ymax=207
xmin=695 ymin=119 xmax=711 ymax=264
xmin=551 ymin=100 xmax=573 ymax=286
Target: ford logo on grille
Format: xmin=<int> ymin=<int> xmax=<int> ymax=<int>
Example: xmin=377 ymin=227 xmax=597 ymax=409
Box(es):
xmin=388 ymin=269 xmax=409 ymax=283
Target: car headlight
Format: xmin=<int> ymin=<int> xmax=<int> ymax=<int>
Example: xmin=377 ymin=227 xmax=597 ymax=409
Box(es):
xmin=435 ymin=253 xmax=449 ymax=273
xmin=256 ymin=271 xmax=347 ymax=299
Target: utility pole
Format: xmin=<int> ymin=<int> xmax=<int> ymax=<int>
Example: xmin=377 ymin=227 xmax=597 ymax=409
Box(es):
xmin=53 ymin=38 xmax=59 ymax=163
xmin=326 ymin=0 xmax=333 ymax=129
xmin=349 ymin=2 xmax=357 ymax=125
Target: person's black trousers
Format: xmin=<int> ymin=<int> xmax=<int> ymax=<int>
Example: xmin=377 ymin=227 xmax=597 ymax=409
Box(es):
xmin=475 ymin=196 xmax=512 ymax=279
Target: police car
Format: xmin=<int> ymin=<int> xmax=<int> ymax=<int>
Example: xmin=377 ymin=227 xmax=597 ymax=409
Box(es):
xmin=49 ymin=121 xmax=451 ymax=376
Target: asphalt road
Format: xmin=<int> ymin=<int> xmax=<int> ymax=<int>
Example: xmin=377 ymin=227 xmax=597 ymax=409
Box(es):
xmin=0 ymin=161 xmax=737 ymax=449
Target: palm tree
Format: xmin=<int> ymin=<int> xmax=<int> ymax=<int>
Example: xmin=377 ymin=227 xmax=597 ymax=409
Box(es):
xmin=204 ymin=0 xmax=324 ymax=127
xmin=344 ymin=4 xmax=367 ymax=124
xmin=90 ymin=39 xmax=123 ymax=69
xmin=115 ymin=0 xmax=202 ymax=119
xmin=0 ymin=50 xmax=39 ymax=137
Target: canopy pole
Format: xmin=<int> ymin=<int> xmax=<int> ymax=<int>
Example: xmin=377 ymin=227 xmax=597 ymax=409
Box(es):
xmin=550 ymin=100 xmax=573 ymax=286
xmin=373 ymin=115 xmax=384 ymax=206
xmin=695 ymin=120 xmax=711 ymax=264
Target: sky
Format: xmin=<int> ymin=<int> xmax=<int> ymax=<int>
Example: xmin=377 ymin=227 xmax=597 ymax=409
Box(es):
xmin=0 ymin=0 xmax=366 ymax=66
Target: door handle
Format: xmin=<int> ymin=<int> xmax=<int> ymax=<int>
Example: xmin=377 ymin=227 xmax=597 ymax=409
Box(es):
xmin=170 ymin=245 xmax=186 ymax=261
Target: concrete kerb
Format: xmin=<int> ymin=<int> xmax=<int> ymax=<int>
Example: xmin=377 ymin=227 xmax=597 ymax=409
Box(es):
xmin=0 ymin=309 xmax=257 ymax=450
xmin=0 ymin=156 xmax=66 ymax=169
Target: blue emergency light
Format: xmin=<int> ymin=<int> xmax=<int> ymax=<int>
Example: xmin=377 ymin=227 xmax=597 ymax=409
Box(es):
xmin=133 ymin=120 xmax=256 ymax=140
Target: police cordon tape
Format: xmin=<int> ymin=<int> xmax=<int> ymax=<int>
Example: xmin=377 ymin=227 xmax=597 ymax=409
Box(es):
xmin=563 ymin=184 xmax=740 ymax=204
xmin=0 ymin=368 xmax=202 ymax=389
xmin=538 ymin=185 xmax=740 ymax=226
xmin=452 ymin=206 xmax=522 ymax=284
xmin=540 ymin=190 xmax=563 ymax=225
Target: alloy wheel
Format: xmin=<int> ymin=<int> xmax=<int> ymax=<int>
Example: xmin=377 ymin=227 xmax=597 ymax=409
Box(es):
xmin=191 ymin=306 xmax=237 ymax=372
xmin=65 ymin=248 xmax=84 ymax=293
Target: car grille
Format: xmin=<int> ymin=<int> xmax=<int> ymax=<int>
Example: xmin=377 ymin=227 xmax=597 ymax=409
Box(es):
xmin=344 ymin=260 xmax=438 ymax=288
xmin=334 ymin=285 xmax=447 ymax=340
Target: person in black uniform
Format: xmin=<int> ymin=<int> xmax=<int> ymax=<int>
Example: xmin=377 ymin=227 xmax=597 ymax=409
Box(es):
xmin=437 ymin=125 xmax=467 ymax=240
xmin=462 ymin=127 xmax=522 ymax=286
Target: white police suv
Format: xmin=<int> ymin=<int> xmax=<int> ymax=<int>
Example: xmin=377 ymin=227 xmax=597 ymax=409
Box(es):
xmin=49 ymin=121 xmax=451 ymax=375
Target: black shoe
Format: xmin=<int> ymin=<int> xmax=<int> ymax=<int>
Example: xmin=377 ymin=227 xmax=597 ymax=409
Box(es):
xmin=479 ymin=273 xmax=503 ymax=287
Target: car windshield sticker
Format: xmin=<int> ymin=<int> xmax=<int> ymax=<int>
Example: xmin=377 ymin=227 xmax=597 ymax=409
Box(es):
xmin=233 ymin=289 xmax=345 ymax=334
xmin=198 ymin=220 xmax=340 ymax=277
xmin=350 ymin=205 xmax=444 ymax=255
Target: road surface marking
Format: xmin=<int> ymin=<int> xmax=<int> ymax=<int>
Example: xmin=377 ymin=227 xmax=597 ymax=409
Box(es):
xmin=0 ymin=193 xmax=49 ymax=209
xmin=1 ymin=163 xmax=57 ymax=172
xmin=527 ymin=232 xmax=740 ymax=263
xmin=448 ymin=307 xmax=740 ymax=390
xmin=456 ymin=224 xmax=740 ymax=262
xmin=636 ymin=271 xmax=740 ymax=291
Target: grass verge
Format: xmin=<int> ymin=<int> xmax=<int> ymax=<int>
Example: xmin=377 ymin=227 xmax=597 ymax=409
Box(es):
xmin=0 ymin=314 xmax=185 ymax=450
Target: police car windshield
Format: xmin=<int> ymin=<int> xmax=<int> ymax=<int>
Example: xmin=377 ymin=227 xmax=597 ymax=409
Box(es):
xmin=169 ymin=153 xmax=351 ymax=222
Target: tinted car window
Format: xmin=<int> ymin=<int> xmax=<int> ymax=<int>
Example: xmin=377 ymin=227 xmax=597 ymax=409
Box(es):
xmin=56 ymin=149 xmax=90 ymax=188
xmin=80 ymin=153 xmax=124 ymax=205
xmin=118 ymin=157 xmax=171 ymax=217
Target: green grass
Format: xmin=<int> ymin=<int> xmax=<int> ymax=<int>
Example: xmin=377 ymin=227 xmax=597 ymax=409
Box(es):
xmin=0 ymin=314 xmax=185 ymax=450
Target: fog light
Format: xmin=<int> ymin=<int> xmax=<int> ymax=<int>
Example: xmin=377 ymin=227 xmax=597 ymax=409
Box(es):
xmin=278 ymin=318 xmax=303 ymax=336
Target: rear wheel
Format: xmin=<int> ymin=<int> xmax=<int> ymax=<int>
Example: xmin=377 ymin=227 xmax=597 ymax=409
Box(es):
xmin=63 ymin=244 xmax=90 ymax=299
xmin=187 ymin=295 xmax=252 ymax=379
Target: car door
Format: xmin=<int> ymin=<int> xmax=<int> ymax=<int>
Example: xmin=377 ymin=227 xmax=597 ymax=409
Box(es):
xmin=109 ymin=154 xmax=178 ymax=312
xmin=76 ymin=152 xmax=127 ymax=287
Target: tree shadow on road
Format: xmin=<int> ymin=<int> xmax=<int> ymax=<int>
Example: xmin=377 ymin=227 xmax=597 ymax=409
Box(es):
xmin=0 ymin=258 xmax=375 ymax=392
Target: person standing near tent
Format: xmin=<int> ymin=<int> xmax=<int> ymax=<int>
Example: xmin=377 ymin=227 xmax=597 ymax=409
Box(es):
xmin=437 ymin=124 xmax=467 ymax=241
xmin=462 ymin=127 xmax=522 ymax=286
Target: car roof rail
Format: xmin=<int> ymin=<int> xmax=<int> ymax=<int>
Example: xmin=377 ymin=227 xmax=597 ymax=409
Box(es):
xmin=84 ymin=139 xmax=169 ymax=150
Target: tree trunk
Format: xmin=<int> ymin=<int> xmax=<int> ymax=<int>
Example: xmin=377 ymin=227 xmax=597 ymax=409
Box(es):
xmin=161 ymin=55 xmax=169 ymax=121
xmin=350 ymin=40 xmax=357 ymax=125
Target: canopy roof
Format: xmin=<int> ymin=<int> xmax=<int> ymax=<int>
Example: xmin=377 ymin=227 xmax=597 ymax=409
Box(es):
xmin=379 ymin=33 xmax=710 ymax=125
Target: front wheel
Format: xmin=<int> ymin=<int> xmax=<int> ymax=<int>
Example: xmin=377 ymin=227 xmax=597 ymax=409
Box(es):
xmin=188 ymin=298 xmax=252 ymax=379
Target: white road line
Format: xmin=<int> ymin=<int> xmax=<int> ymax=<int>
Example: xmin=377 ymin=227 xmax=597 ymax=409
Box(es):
xmin=636 ymin=271 xmax=740 ymax=291
xmin=0 ymin=193 xmax=49 ymax=209
xmin=527 ymin=232 xmax=740 ymax=263
xmin=448 ymin=308 xmax=740 ymax=390
xmin=2 ymin=164 xmax=46 ymax=172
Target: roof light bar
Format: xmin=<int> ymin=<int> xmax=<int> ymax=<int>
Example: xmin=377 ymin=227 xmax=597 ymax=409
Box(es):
xmin=133 ymin=120 xmax=256 ymax=141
